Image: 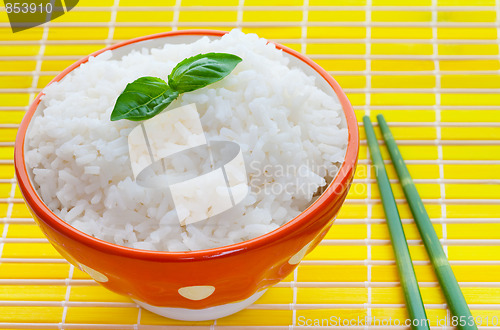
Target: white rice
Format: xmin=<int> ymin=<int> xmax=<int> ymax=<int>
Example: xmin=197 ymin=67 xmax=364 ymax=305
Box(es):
xmin=25 ymin=30 xmax=348 ymax=252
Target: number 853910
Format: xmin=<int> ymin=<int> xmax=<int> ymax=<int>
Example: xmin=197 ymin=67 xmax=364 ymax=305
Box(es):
xmin=5 ymin=2 xmax=53 ymax=14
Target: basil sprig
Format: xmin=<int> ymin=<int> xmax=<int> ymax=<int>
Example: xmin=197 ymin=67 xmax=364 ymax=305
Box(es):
xmin=110 ymin=52 xmax=242 ymax=122
xmin=110 ymin=77 xmax=179 ymax=122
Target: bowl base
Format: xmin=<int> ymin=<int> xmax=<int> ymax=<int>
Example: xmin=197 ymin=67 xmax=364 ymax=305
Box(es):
xmin=133 ymin=289 xmax=267 ymax=321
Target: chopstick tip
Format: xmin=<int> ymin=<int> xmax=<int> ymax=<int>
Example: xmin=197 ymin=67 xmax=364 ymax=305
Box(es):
xmin=362 ymin=116 xmax=373 ymax=127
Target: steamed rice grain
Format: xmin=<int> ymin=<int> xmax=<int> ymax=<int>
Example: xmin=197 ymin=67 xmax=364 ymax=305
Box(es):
xmin=26 ymin=30 xmax=348 ymax=252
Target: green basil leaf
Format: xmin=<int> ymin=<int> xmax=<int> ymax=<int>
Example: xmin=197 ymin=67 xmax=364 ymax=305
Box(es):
xmin=168 ymin=53 xmax=242 ymax=93
xmin=110 ymin=77 xmax=179 ymax=121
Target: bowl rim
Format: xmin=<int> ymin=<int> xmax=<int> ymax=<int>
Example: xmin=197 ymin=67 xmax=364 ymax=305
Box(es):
xmin=14 ymin=29 xmax=359 ymax=262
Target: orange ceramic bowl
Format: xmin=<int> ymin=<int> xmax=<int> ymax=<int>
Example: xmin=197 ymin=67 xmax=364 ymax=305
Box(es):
xmin=14 ymin=30 xmax=359 ymax=321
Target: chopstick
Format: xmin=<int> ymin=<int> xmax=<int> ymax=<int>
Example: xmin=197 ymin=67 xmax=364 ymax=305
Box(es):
xmin=376 ymin=114 xmax=477 ymax=330
xmin=363 ymin=116 xmax=430 ymax=330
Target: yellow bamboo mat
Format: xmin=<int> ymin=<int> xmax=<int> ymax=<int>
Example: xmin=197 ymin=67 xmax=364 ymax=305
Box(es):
xmin=1 ymin=0 xmax=500 ymax=329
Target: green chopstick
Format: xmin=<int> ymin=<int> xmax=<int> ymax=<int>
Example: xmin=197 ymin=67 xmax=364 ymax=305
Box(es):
xmin=363 ymin=116 xmax=430 ymax=330
xmin=377 ymin=114 xmax=477 ymax=330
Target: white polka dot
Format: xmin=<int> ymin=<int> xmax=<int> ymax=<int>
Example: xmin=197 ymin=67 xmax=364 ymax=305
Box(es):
xmin=288 ymin=241 xmax=313 ymax=265
xmin=178 ymin=285 xmax=215 ymax=301
xmin=79 ymin=264 xmax=109 ymax=283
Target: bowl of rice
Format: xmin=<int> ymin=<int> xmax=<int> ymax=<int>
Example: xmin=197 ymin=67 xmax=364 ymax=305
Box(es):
xmin=14 ymin=29 xmax=359 ymax=321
